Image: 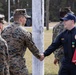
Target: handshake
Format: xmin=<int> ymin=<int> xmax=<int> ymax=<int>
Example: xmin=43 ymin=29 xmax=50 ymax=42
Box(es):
xmin=39 ymin=53 xmax=45 ymax=61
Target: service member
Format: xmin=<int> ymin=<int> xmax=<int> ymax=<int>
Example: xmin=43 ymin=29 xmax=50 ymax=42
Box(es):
xmin=0 ymin=14 xmax=10 ymax=75
xmin=41 ymin=13 xmax=76 ymax=75
xmin=1 ymin=10 xmax=42 ymax=75
xmin=53 ymin=7 xmax=74 ymax=67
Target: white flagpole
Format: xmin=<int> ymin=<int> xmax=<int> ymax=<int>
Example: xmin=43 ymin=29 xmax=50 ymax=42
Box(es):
xmin=8 ymin=0 xmax=10 ymax=25
xmin=32 ymin=0 xmax=44 ymax=75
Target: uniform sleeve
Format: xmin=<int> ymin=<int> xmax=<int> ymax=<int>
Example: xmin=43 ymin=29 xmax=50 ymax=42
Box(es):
xmin=1 ymin=40 xmax=10 ymax=75
xmin=24 ymin=32 xmax=41 ymax=59
xmin=13 ymin=27 xmax=41 ymax=59
xmin=4 ymin=42 xmax=9 ymax=61
xmin=52 ymin=26 xmax=57 ymax=41
xmin=44 ymin=33 xmax=62 ymax=57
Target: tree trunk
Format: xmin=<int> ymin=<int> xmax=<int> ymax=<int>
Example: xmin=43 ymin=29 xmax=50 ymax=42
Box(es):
xmin=46 ymin=0 xmax=49 ymax=30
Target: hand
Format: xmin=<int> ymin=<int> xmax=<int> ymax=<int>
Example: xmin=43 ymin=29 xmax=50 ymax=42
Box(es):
xmin=39 ymin=53 xmax=45 ymax=61
xmin=53 ymin=58 xmax=59 ymax=65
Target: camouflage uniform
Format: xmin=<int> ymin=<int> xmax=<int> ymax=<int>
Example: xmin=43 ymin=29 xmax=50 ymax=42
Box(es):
xmin=1 ymin=22 xmax=41 ymax=75
xmin=52 ymin=21 xmax=65 ymax=67
xmin=0 ymin=35 xmax=9 ymax=75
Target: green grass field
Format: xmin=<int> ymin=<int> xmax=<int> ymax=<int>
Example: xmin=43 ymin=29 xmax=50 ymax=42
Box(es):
xmin=24 ymin=27 xmax=59 ymax=75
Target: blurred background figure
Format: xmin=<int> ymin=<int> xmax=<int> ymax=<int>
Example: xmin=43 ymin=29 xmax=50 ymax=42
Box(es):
xmin=0 ymin=14 xmax=10 ymax=75
xmin=0 ymin=14 xmax=7 ymax=24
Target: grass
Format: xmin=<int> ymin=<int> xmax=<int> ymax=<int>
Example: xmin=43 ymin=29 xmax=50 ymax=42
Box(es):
xmin=24 ymin=26 xmax=59 ymax=75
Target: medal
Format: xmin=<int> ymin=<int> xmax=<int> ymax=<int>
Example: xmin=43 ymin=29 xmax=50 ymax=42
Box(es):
xmin=72 ymin=42 xmax=75 ymax=44
xmin=75 ymin=35 xmax=76 ymax=39
xmin=72 ymin=45 xmax=75 ymax=48
xmin=72 ymin=42 xmax=75 ymax=48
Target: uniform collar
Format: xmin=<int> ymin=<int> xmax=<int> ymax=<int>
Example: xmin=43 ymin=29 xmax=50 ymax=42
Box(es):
xmin=13 ymin=22 xmax=21 ymax=26
xmin=67 ymin=27 xmax=75 ymax=33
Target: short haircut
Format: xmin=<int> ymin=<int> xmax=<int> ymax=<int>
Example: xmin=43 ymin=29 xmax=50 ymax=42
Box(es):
xmin=14 ymin=10 xmax=26 ymax=21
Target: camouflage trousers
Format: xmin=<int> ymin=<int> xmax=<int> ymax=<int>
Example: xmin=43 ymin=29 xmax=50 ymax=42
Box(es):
xmin=9 ymin=57 xmax=28 ymax=75
xmin=0 ymin=70 xmax=10 ymax=75
xmin=0 ymin=62 xmax=10 ymax=75
xmin=58 ymin=55 xmax=64 ymax=68
xmin=0 ymin=69 xmax=10 ymax=75
xmin=0 ymin=64 xmax=10 ymax=75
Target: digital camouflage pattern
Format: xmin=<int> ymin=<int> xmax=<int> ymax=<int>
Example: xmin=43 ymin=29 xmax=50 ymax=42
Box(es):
xmin=1 ymin=22 xmax=41 ymax=75
xmin=52 ymin=21 xmax=65 ymax=60
xmin=0 ymin=35 xmax=9 ymax=75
